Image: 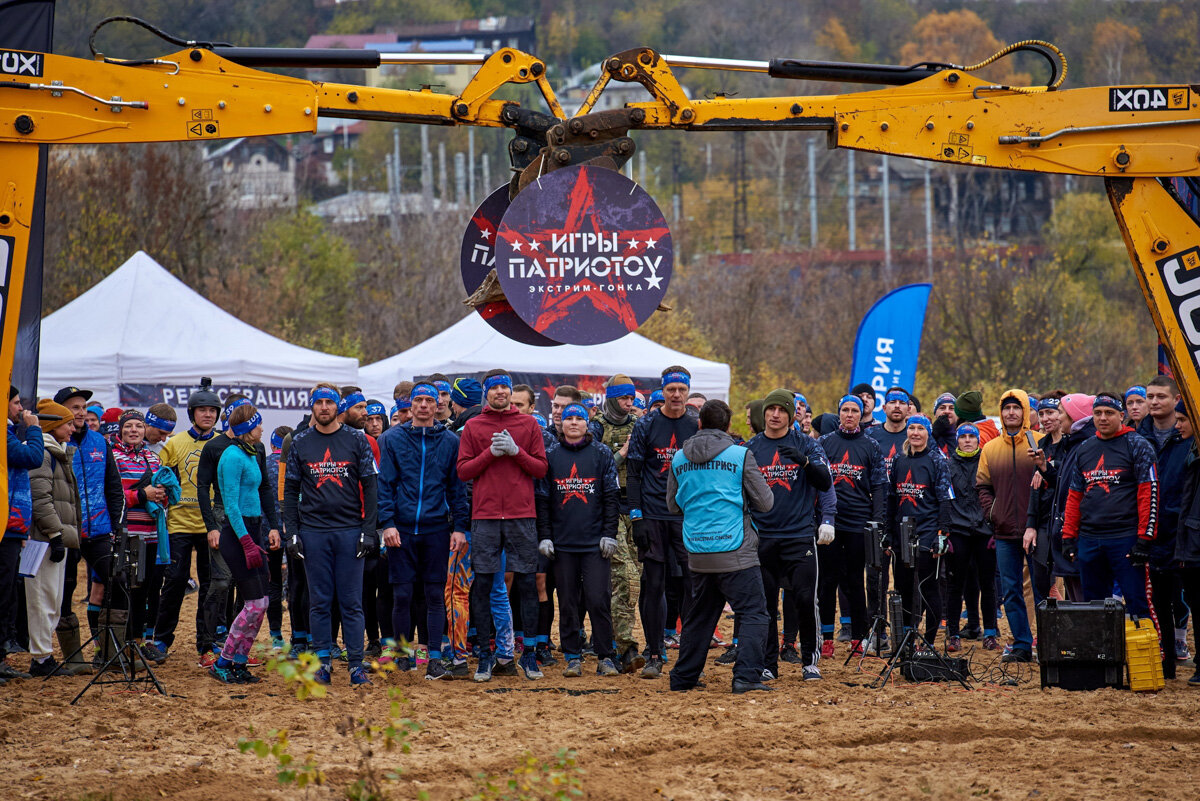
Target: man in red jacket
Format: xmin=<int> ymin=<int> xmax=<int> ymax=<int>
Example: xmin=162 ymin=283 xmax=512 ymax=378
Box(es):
xmin=457 ymin=368 xmax=548 ymax=682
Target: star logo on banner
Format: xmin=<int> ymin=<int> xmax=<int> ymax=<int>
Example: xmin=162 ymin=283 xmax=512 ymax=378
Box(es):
xmin=313 ymin=448 xmax=352 ymax=489
xmin=628 ymin=238 xmax=641 ymax=249
xmin=645 ymin=238 xmax=657 ymax=249
xmin=654 ymin=433 xmax=680 ymax=474
xmin=479 ymin=227 xmax=492 ymax=242
xmin=556 ymin=462 xmax=595 ymax=505
xmin=511 ymin=239 xmax=523 ymax=252
xmin=528 ymin=239 xmax=540 ymax=251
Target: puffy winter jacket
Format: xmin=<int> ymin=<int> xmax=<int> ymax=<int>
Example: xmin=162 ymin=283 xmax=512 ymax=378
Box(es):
xmin=30 ymin=433 xmax=81 ymax=547
xmin=70 ymin=426 xmax=124 ymax=539
xmin=379 ymin=421 xmax=469 ymax=535
xmin=1176 ymin=442 xmax=1200 ymax=567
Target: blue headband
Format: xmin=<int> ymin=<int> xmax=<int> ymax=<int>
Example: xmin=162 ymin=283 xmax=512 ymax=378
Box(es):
xmin=839 ymin=394 xmax=864 ymax=413
xmin=583 ymin=398 xmax=597 ymax=408
xmin=145 ymin=412 xmax=175 ymax=433
xmin=1039 ymin=397 xmax=1061 ymax=410
xmin=907 ymin=415 xmax=933 ymax=436
xmin=1124 ymin=385 xmax=1147 ymax=400
xmin=956 ymin=423 xmax=980 ymax=439
xmin=394 ymin=398 xmax=411 ymax=411
xmin=270 ymin=431 xmax=284 ymax=450
xmin=1093 ymin=394 xmax=1124 ymax=413
xmin=410 ymin=383 xmax=439 ymax=402
xmin=433 ymin=380 xmax=451 ymax=394
xmin=662 ymin=371 xmax=690 ymax=389
xmin=338 ymin=391 xmax=366 ymax=414
xmin=221 ymin=398 xmax=251 ymax=431
xmin=532 ymin=412 xmax=549 ymax=428
xmin=365 ymin=401 xmax=386 ymax=417
xmin=231 ymin=411 xmax=262 ymax=437
xmin=649 ymin=390 xmax=664 ymax=405
xmin=483 ymin=374 xmax=512 ymax=392
xmin=311 ymin=387 xmax=340 ymax=407
xmin=606 ymin=383 xmax=636 ymax=399
xmin=562 ymin=403 xmax=589 ymax=421
xmin=633 ymin=397 xmax=646 ymax=410
xmin=886 ymin=390 xmax=910 ymax=404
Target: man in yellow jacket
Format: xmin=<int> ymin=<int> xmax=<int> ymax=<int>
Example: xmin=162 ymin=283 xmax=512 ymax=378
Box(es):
xmin=975 ymin=389 xmax=1043 ymax=664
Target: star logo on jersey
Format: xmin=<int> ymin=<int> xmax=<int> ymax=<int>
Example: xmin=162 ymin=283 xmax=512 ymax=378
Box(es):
xmin=758 ymin=449 xmax=797 ymax=490
xmin=312 ymin=448 xmax=352 ymax=489
xmin=830 ymin=451 xmax=865 ymax=487
xmin=1082 ymin=454 xmax=1122 ymax=495
xmin=556 ymin=462 xmax=596 ymax=505
xmin=89 ymin=450 xmax=104 ymax=462
xmin=654 ymin=433 xmax=680 ymax=473
xmin=896 ymin=470 xmax=927 ymax=509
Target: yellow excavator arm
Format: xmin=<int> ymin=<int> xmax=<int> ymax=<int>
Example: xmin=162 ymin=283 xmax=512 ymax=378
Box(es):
xmin=1 ymin=33 xmax=1199 ymax=524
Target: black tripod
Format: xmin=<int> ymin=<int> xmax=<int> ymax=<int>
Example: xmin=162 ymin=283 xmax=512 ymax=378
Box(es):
xmin=846 ymin=521 xmax=889 ymax=666
xmin=62 ymin=528 xmax=166 ymax=703
xmin=871 ymin=519 xmax=970 ymax=689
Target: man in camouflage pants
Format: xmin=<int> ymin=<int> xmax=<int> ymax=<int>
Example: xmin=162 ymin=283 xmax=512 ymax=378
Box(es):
xmin=590 ymin=374 xmax=645 ymax=673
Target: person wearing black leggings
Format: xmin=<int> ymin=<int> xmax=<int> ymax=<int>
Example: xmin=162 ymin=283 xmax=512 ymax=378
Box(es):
xmin=944 ymin=424 xmax=999 ymax=653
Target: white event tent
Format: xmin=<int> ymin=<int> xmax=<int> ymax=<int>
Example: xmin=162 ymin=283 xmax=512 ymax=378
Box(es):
xmin=360 ymin=313 xmax=730 ymax=402
xmin=38 ymin=251 xmax=358 ymax=432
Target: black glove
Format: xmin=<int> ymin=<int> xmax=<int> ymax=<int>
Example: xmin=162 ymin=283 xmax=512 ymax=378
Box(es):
xmin=286 ymin=534 xmax=305 ymax=562
xmin=777 ymin=444 xmax=807 ymax=469
xmin=631 ymin=517 xmax=650 ymax=552
xmin=1129 ymin=537 xmax=1152 ymax=567
xmin=355 ymin=530 xmax=372 ymax=559
xmin=48 ymin=535 xmax=66 ymax=563
xmin=1062 ymin=538 xmax=1077 ymax=562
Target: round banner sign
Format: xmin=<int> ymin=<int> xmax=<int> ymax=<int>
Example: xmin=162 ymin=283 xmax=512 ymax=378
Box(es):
xmin=460 ymin=184 xmax=557 ymax=346
xmin=494 ymin=165 xmax=673 ymax=345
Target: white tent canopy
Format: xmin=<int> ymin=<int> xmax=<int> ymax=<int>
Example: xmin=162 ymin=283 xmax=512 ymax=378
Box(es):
xmin=360 ymin=313 xmax=730 ymax=402
xmin=38 ymin=251 xmax=358 ymax=429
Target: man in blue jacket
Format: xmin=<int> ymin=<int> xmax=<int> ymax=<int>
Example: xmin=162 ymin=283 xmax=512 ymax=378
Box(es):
xmin=1 ymin=387 xmax=43 ymax=678
xmin=666 ymin=399 xmax=775 ymax=694
xmin=379 ymin=382 xmax=469 ymax=680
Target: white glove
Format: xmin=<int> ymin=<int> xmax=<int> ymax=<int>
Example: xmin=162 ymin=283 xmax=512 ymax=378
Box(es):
xmin=538 ymin=539 xmax=555 ymax=559
xmin=817 ymin=524 xmax=835 ymax=546
xmin=494 ymin=429 xmax=519 ymax=456
xmin=599 ymin=537 xmax=618 ymax=558
xmin=489 ymin=435 xmax=505 ymax=456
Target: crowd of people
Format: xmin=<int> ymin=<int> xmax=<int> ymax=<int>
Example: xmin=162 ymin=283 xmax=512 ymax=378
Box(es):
xmin=1 ymin=367 xmax=1197 ymax=692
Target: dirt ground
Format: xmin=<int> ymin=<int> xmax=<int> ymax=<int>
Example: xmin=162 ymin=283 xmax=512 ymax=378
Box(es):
xmin=2 ymin=586 xmax=1198 ymax=801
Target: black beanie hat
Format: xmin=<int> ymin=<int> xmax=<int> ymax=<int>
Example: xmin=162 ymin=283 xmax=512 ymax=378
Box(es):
xmin=851 ymin=383 xmax=875 ymax=398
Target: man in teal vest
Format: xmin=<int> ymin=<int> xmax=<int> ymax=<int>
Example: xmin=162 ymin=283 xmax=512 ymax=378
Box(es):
xmin=666 ymin=399 xmax=775 ymax=694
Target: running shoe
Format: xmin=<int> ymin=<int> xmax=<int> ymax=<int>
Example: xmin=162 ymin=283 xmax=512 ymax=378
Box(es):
xmin=244 ymin=654 xmax=264 ymax=668
xmin=1189 ymin=668 xmax=1200 ymax=686
xmin=270 ymin=635 xmax=286 ymax=652
xmin=1177 ymin=638 xmax=1192 ymax=662
xmin=715 ymin=645 xmax=738 ymax=665
xmin=208 ymin=663 xmax=242 ymax=684
xmin=474 ymin=654 xmax=495 ymax=683
xmin=425 ymin=659 xmax=450 ymax=681
xmin=1001 ymin=648 xmax=1032 ymax=664
xmin=640 ymin=655 xmax=664 ymax=679
xmin=663 ymin=634 xmax=680 ymax=649
xmin=849 ymin=640 xmax=865 ymax=656
xmin=513 ymin=635 xmax=525 ymax=655
xmin=378 ymin=645 xmax=397 ymax=666
xmin=331 ymin=645 xmax=347 ymax=662
xmin=28 ymin=657 xmax=71 ymax=677
xmin=961 ymin=626 xmax=981 ymax=640
xmin=197 ymin=651 xmax=218 ymax=669
xmin=287 ymin=641 xmax=308 ymax=660
xmin=519 ymin=652 xmax=543 ymax=680
xmin=780 ymin=644 xmax=803 ymax=665
xmin=0 ymin=661 xmax=31 ymax=679
xmin=492 ymin=658 xmax=519 ymax=677
xmin=762 ymin=668 xmax=776 ymax=681
xmin=820 ymin=639 xmax=836 ymax=659
xmin=232 ymin=666 xmax=261 ymax=684
xmin=711 ymin=631 xmax=730 ymax=647
xmin=446 ymin=660 xmax=471 ymax=680
xmin=535 ymin=645 xmax=558 ymax=666
xmin=836 ymin=625 xmax=852 ymax=643
xmin=349 ymin=666 xmax=372 ymax=686
xmin=395 ymin=656 xmax=414 ymax=672
xmin=982 ymin=635 xmax=1001 ymax=651
xmin=562 ymin=659 xmax=582 ymax=678
xmin=946 ymin=636 xmax=962 ymax=653
xmin=802 ymin=664 xmax=822 ymax=681
xmin=314 ymin=665 xmax=332 ymax=685
xmin=137 ymin=641 xmax=168 ymax=665
xmin=364 ymin=641 xmax=382 ymax=659
xmin=596 ymin=658 xmax=619 ymax=677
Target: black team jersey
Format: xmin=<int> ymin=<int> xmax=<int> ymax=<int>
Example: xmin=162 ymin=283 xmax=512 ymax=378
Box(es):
xmin=284 ymin=424 xmax=378 ymax=532
xmin=867 ymin=424 xmax=908 ymax=480
xmin=1063 ymin=427 xmax=1157 ymax=541
xmin=887 ymin=446 xmax=954 ymax=549
xmin=819 ymin=428 xmax=888 ymax=532
xmin=535 ymin=435 xmax=620 ymax=551
xmin=627 ymin=409 xmax=699 ymax=521
xmin=746 ymin=429 xmax=832 ymax=538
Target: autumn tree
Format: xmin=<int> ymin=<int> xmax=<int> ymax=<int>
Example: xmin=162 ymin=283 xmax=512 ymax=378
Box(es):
xmin=1085 ymin=20 xmax=1151 ymax=85
xmin=899 ymin=9 xmax=1029 ymax=88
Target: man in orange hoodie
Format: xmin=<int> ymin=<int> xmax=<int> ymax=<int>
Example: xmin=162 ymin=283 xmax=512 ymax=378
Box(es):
xmin=976 ymin=389 xmax=1042 ymax=663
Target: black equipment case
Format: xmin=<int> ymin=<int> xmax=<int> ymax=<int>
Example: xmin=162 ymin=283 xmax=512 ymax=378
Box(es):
xmin=1036 ymin=598 xmax=1126 ymax=690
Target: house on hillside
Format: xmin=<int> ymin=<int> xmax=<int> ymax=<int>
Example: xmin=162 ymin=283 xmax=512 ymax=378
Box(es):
xmin=204 ymin=137 xmax=296 ymax=209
